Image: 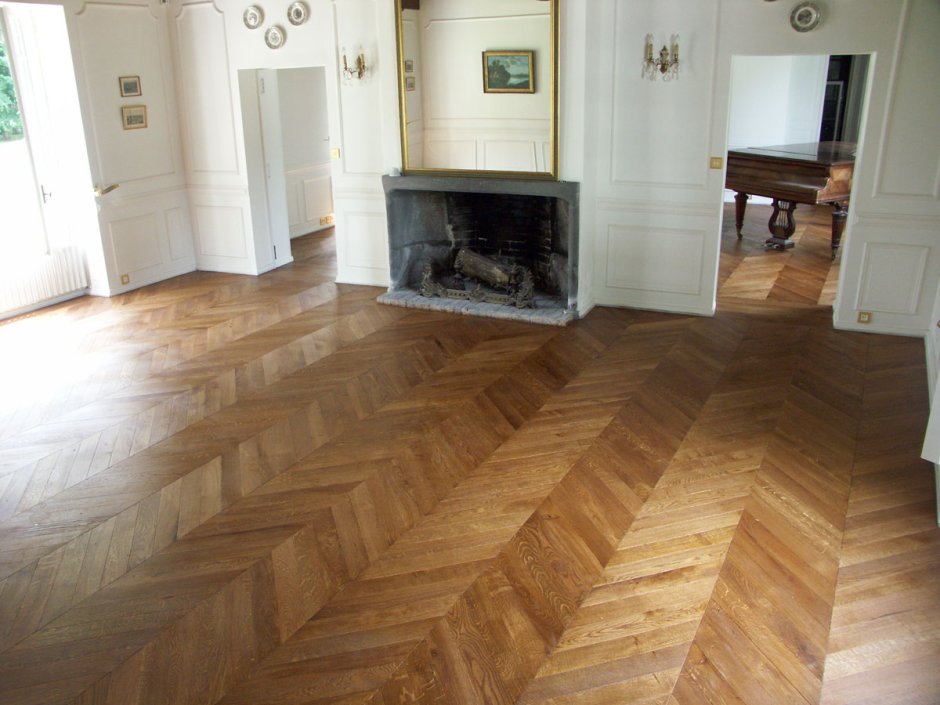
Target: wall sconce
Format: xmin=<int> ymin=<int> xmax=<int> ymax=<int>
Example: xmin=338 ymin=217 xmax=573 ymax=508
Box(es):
xmin=642 ymin=34 xmax=680 ymax=81
xmin=341 ymin=46 xmax=368 ymax=82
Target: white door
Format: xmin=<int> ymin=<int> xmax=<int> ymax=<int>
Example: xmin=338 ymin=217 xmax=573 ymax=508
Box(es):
xmin=0 ymin=5 xmax=89 ymax=318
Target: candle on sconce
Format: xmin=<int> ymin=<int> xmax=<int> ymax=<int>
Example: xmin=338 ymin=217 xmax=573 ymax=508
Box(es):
xmin=646 ymin=34 xmax=654 ymax=61
xmin=673 ymin=36 xmax=679 ymax=62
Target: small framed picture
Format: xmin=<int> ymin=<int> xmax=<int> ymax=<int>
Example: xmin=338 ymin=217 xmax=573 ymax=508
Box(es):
xmin=405 ymin=76 xmax=416 ymax=92
xmin=119 ymin=75 xmax=141 ymax=97
xmin=121 ymin=104 xmax=148 ymax=130
xmin=482 ymin=50 xmax=535 ymax=94
xmin=404 ymin=59 xmax=414 ymax=73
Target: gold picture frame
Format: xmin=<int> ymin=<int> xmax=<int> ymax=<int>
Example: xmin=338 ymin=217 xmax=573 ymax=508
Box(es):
xmin=482 ymin=50 xmax=535 ymax=94
xmin=119 ymin=75 xmax=141 ymax=97
xmin=121 ymin=105 xmax=147 ymax=130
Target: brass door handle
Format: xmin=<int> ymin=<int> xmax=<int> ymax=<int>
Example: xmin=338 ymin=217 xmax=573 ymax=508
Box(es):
xmin=94 ymin=183 xmax=120 ymax=196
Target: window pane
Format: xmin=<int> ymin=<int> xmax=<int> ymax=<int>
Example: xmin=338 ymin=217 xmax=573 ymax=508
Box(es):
xmin=0 ymin=19 xmax=25 ymax=142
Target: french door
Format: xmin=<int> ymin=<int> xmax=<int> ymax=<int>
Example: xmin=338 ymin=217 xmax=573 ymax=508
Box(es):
xmin=0 ymin=8 xmax=49 ymax=264
xmin=0 ymin=4 xmax=86 ymax=318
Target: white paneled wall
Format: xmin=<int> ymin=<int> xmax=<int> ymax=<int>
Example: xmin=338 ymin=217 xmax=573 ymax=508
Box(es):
xmin=173 ymin=1 xmax=256 ymax=274
xmin=330 ymin=0 xmax=394 ymax=285
xmin=35 ymin=0 xmax=940 ymax=347
xmin=589 ymin=0 xmax=721 ymax=316
xmin=70 ymin=1 xmax=194 ymax=293
xmin=823 ymin=0 xmax=940 ymax=335
xmin=171 ymin=0 xmax=392 ymax=285
xmin=286 ymin=163 xmax=333 ymax=237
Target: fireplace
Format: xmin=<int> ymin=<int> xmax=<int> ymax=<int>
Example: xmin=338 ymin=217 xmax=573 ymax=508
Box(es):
xmin=379 ymin=175 xmax=579 ymax=325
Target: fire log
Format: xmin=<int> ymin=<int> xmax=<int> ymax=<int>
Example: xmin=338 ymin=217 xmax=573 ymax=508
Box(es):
xmin=454 ymin=248 xmax=513 ymax=290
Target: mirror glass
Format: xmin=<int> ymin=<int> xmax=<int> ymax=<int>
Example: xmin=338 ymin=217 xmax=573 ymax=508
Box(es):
xmin=396 ymin=0 xmax=557 ymax=178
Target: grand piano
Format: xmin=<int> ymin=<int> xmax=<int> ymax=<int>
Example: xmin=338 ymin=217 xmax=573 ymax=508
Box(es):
xmin=725 ymin=141 xmax=855 ymax=258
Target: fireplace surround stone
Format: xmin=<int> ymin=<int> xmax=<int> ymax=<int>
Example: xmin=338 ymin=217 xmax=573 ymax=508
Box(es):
xmin=379 ymin=175 xmax=579 ymax=325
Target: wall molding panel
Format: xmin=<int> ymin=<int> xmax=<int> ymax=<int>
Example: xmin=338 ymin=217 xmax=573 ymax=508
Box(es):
xmin=335 ymin=202 xmax=390 ymax=287
xmin=856 ymin=243 xmax=929 ymax=315
xmin=873 ymin=0 xmax=940 ymax=205
xmin=174 ymin=2 xmax=240 ymax=181
xmin=593 ymin=199 xmax=718 ymax=316
xmin=604 ymin=225 xmax=705 ymax=296
xmin=285 ymin=162 xmax=333 ymax=238
xmin=602 ymin=0 xmax=719 ymax=194
xmin=98 ymin=190 xmax=196 ymax=294
xmin=76 ymin=3 xmax=177 ymax=187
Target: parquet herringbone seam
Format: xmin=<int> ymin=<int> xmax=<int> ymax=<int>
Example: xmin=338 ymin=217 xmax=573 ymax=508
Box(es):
xmin=60 ymin=314 xmax=624 ymax=705
xmin=0 ymin=293 xmax=400 ymax=482
xmin=819 ymin=338 xmax=940 ymax=705
xmin=0 ymin=261 xmax=345 ymax=441
xmin=0 ymin=238 xmax=334 ymax=435
xmin=0 ymin=228 xmax=933 ymax=705
xmin=513 ymin=317 xmax=819 ymax=705
xmin=718 ymin=202 xmax=839 ymax=312
xmin=213 ymin=316 xmax=748 ymax=705
xmin=0 ymin=310 xmax=617 ymax=705
xmin=0 ymin=306 xmax=500 ymax=532
xmin=0 ymin=317 xmax=534 ymax=654
xmin=667 ymin=327 xmax=868 ymax=705
xmin=203 ymin=317 xmax=700 ymax=705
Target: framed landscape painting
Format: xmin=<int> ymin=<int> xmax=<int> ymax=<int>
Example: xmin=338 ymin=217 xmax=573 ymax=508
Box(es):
xmin=482 ymin=51 xmax=534 ymax=93
xmin=121 ymin=105 xmax=148 ymax=130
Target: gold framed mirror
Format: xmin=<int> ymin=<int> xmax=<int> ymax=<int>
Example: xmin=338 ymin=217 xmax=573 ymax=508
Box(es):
xmin=395 ymin=0 xmax=558 ymax=179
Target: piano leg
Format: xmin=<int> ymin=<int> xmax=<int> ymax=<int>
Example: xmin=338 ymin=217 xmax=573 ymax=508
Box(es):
xmin=831 ymin=202 xmax=847 ymax=260
xmin=766 ymin=199 xmax=797 ymax=250
xmin=734 ymin=192 xmax=749 ymax=239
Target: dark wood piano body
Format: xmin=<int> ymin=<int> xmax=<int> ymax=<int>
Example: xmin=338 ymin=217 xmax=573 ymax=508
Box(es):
xmin=725 ymin=141 xmax=856 ymax=257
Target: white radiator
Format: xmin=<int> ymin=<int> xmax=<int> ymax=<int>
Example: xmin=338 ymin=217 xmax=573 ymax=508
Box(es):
xmin=0 ymin=246 xmax=89 ymax=319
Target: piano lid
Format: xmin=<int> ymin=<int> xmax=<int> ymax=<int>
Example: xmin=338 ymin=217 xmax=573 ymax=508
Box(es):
xmin=728 ymin=141 xmax=857 ymax=166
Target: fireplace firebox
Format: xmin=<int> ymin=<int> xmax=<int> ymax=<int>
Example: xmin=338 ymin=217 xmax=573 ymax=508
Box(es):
xmin=379 ymin=175 xmax=579 ymax=325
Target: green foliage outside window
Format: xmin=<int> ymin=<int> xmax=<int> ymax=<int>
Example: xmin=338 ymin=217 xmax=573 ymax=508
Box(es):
xmin=0 ymin=23 xmax=25 ymax=142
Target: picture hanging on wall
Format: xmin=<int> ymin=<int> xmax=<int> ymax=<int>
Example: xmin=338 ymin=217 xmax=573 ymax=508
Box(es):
xmin=119 ymin=75 xmax=141 ymax=97
xmin=405 ymin=76 xmax=416 ymax=92
xmin=482 ymin=50 xmax=535 ymax=94
xmin=121 ymin=105 xmax=147 ymax=130
xmin=404 ymin=59 xmax=414 ymax=73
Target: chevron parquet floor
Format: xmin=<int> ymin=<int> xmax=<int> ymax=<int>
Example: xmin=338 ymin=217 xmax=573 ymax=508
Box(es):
xmin=0 ymin=205 xmax=937 ymax=705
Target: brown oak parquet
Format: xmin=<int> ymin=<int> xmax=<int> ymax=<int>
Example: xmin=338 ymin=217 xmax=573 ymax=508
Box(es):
xmin=0 ymin=219 xmax=937 ymax=705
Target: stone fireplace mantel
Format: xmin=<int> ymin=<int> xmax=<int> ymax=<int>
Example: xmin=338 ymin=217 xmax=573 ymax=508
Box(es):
xmin=379 ymin=175 xmax=580 ymax=325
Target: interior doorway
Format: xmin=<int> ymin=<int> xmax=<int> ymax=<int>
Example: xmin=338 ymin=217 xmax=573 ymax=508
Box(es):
xmin=716 ymin=53 xmax=871 ymax=312
xmin=238 ymin=66 xmax=334 ymax=272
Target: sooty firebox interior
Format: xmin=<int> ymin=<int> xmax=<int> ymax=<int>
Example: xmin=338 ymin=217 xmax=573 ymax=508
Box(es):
xmin=379 ymin=175 xmax=579 ymax=325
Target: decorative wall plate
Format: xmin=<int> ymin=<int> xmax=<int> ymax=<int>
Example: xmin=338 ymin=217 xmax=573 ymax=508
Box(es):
xmin=243 ymin=5 xmax=264 ymax=29
xmin=287 ymin=1 xmax=309 ymax=26
xmin=265 ymin=25 xmax=286 ymax=49
xmin=790 ymin=2 xmax=821 ymax=32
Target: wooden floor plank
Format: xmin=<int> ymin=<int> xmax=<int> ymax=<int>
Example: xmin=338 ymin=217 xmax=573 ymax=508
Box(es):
xmin=0 ymin=215 xmax=936 ymax=705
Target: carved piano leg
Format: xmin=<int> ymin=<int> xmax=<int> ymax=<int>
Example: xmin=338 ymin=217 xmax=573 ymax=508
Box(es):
xmin=734 ymin=192 xmax=749 ymax=239
xmin=831 ymin=202 xmax=848 ymax=259
xmin=765 ymin=199 xmax=797 ymax=250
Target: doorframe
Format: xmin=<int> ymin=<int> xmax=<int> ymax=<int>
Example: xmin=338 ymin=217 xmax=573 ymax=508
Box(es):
xmin=713 ymin=51 xmax=876 ymax=313
xmin=237 ymin=65 xmax=336 ymax=275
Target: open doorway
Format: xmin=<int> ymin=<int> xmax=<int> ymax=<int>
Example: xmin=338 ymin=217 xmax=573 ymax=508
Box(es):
xmin=716 ymin=54 xmax=871 ymax=312
xmin=0 ymin=3 xmax=94 ymax=319
xmin=237 ymin=66 xmax=335 ymax=274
